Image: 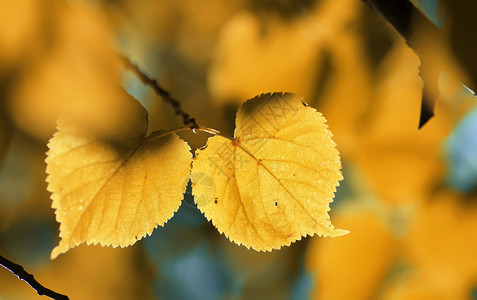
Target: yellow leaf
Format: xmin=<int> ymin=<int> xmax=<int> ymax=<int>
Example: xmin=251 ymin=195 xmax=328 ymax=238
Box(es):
xmin=45 ymin=95 xmax=192 ymax=259
xmin=191 ymin=92 xmax=346 ymax=251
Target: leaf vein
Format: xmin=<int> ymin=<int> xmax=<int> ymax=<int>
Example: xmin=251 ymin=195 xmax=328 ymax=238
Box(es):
xmin=235 ymin=141 xmax=318 ymax=225
xmin=233 ymin=146 xmax=265 ymax=243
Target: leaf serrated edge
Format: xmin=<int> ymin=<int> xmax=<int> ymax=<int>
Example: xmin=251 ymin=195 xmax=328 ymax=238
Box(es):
xmin=46 ymin=127 xmax=192 ymax=259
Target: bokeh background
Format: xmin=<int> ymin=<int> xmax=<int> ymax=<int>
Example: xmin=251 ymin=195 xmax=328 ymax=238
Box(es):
xmin=1 ymin=0 xmax=477 ymax=299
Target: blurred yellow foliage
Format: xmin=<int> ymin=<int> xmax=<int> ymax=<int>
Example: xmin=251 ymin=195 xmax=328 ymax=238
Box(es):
xmin=0 ymin=0 xmax=43 ymax=65
xmin=354 ymin=43 xmax=452 ymax=204
xmin=209 ymin=0 xmax=363 ymax=104
xmin=7 ymin=1 xmax=122 ymax=142
xmin=306 ymin=208 xmax=396 ymax=300
xmin=209 ymin=11 xmax=323 ymax=102
xmin=403 ymin=190 xmax=477 ymax=299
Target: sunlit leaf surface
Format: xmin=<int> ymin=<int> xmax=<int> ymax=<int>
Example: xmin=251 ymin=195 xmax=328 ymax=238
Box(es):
xmin=46 ymin=95 xmax=192 ymax=259
xmin=191 ymin=92 xmax=345 ymax=251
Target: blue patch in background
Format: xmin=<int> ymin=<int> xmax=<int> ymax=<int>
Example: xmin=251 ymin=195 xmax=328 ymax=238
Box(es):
xmin=445 ymin=107 xmax=477 ymax=192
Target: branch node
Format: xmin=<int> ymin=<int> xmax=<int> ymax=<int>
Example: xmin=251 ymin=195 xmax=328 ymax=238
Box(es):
xmin=0 ymin=254 xmax=69 ymax=300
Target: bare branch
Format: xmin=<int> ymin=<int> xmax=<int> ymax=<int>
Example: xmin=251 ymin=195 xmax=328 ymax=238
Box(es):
xmin=119 ymin=55 xmax=199 ymax=132
xmin=0 ymin=254 xmax=69 ymax=300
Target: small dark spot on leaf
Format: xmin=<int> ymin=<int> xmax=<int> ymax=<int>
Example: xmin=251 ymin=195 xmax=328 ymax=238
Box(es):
xmin=292 ymin=173 xmax=296 ymax=177
xmin=275 ymin=201 xmax=278 ymax=207
xmin=214 ymin=197 xmax=218 ymax=204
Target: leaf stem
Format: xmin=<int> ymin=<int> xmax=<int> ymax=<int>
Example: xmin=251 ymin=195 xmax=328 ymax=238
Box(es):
xmin=0 ymin=254 xmax=69 ymax=300
xmin=146 ymin=127 xmax=193 ymax=142
xmin=119 ymin=55 xmax=231 ymax=139
xmin=146 ymin=125 xmax=231 ymax=143
xmin=197 ymin=126 xmax=222 ymax=136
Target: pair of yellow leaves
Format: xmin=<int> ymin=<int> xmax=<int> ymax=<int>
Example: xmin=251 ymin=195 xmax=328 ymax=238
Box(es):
xmin=46 ymin=92 xmax=346 ymax=259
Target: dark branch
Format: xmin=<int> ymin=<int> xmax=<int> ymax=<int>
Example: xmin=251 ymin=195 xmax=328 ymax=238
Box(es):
xmin=362 ymin=0 xmax=442 ymax=54
xmin=0 ymin=254 xmax=69 ymax=300
xmin=119 ymin=55 xmax=199 ymax=131
xmin=362 ymin=0 xmax=443 ymax=128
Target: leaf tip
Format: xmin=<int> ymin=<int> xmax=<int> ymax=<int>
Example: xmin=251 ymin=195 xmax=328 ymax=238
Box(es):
xmin=50 ymin=242 xmax=68 ymax=260
xmin=332 ymin=229 xmax=350 ymax=237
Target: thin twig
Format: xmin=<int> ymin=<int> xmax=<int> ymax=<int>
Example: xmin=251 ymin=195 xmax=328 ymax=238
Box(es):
xmin=0 ymin=254 xmax=69 ymax=300
xmin=119 ymin=54 xmax=199 ymax=131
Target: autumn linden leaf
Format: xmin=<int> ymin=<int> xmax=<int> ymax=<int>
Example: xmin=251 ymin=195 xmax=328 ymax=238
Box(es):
xmin=191 ymin=92 xmax=347 ymax=251
xmin=46 ymin=95 xmax=192 ymax=259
